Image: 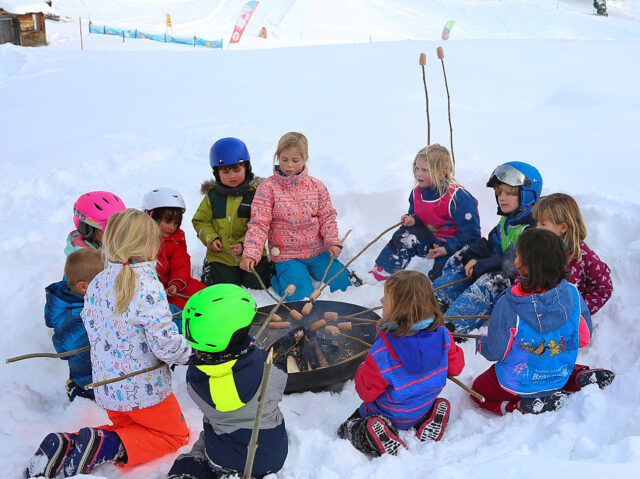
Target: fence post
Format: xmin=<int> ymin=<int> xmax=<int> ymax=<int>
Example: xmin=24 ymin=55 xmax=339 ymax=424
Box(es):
xmin=79 ymin=17 xmax=83 ymax=50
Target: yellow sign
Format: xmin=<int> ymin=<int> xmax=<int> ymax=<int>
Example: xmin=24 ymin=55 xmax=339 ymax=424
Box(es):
xmin=166 ymin=13 xmax=172 ymax=28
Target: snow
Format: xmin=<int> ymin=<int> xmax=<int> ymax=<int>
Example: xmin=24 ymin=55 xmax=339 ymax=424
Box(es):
xmin=2 ymin=0 xmax=640 ymax=477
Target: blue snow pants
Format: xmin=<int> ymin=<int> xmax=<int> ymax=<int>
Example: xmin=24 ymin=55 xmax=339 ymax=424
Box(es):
xmin=271 ymin=251 xmax=351 ymax=302
xmin=375 ymin=225 xmax=446 ymax=281
xmin=433 ymin=253 xmax=511 ymax=333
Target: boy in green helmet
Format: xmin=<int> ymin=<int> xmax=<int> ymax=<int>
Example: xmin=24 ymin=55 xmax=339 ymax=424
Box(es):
xmin=168 ymin=284 xmax=288 ymax=479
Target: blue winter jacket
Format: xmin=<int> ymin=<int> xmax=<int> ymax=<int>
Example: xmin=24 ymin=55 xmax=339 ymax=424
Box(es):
xmin=358 ymin=324 xmax=462 ymax=429
xmin=461 ymin=212 xmax=536 ymax=280
xmin=476 ymin=280 xmax=592 ymax=397
xmin=44 ymin=280 xmax=92 ymax=387
xmin=186 ymin=339 xmax=288 ymax=476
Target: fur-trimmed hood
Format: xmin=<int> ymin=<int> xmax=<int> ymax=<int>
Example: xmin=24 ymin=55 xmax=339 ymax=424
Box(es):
xmin=200 ymin=176 xmax=263 ymax=195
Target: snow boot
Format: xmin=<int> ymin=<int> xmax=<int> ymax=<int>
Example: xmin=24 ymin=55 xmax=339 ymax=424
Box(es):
xmin=25 ymin=432 xmax=75 ymax=479
xmin=363 ymin=416 xmax=407 ymax=456
xmin=415 ymin=398 xmax=450 ymax=442
xmin=575 ymin=368 xmax=615 ymax=390
xmin=368 ymin=264 xmax=390 ymax=282
xmin=349 ymin=271 xmax=364 ymax=287
xmin=517 ymin=390 xmax=572 ymax=415
xmin=63 ymin=427 xmax=124 ymax=476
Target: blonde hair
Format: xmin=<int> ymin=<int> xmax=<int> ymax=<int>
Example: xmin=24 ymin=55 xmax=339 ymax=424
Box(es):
xmin=273 ymin=131 xmax=309 ymax=164
xmin=65 ymin=248 xmax=105 ymax=289
xmin=413 ymin=143 xmax=457 ymax=199
xmin=381 ymin=270 xmax=443 ymax=337
xmin=532 ymin=193 xmax=587 ymax=262
xmin=102 ymin=209 xmax=161 ymax=315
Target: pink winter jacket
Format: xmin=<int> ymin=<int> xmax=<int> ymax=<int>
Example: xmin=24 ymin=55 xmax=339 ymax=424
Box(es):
xmin=242 ymin=167 xmax=343 ymax=263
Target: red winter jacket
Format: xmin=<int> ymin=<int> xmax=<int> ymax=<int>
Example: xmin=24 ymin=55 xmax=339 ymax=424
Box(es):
xmin=157 ymin=229 xmax=193 ymax=291
xmin=567 ymin=242 xmax=613 ymax=315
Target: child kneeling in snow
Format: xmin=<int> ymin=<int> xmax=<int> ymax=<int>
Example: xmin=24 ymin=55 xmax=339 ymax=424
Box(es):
xmin=338 ymin=270 xmax=464 ymax=457
xmin=471 ymin=228 xmax=614 ymax=416
xmin=44 ymin=248 xmax=104 ymax=401
xmin=168 ymin=284 xmax=288 ymax=479
xmin=143 ymin=187 xmax=207 ymax=311
xmin=26 ymin=209 xmax=192 ymax=478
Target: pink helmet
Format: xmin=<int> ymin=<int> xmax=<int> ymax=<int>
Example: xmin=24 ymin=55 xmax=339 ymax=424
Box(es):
xmin=73 ymin=191 xmax=126 ymax=231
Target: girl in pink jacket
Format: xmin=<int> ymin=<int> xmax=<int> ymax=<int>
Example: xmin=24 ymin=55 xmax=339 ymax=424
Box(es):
xmin=240 ymin=132 xmax=351 ymax=301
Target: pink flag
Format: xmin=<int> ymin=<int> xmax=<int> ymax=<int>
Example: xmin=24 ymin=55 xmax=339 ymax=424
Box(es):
xmin=230 ymin=1 xmax=259 ymax=44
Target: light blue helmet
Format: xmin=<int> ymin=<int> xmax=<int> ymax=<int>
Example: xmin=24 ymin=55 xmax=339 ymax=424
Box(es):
xmin=486 ymin=161 xmax=542 ymax=213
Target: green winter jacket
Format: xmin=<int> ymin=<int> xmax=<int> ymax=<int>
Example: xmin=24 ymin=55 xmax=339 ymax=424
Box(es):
xmin=192 ymin=178 xmax=267 ymax=266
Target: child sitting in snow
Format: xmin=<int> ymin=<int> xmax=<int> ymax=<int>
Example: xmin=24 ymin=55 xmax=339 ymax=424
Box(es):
xmin=338 ymin=270 xmax=464 ymax=457
xmin=26 ymin=209 xmax=192 ymax=478
xmin=433 ymin=161 xmax=542 ymax=334
xmin=44 ymin=248 xmax=104 ymax=401
xmin=370 ymin=143 xmax=480 ymax=282
xmin=471 ymin=228 xmax=614 ymax=416
xmin=533 ymin=193 xmax=613 ymax=316
xmin=240 ymin=131 xmax=352 ymax=302
xmin=64 ymin=191 xmax=125 ymax=255
xmin=192 ymin=137 xmax=271 ymax=289
xmin=143 ymin=187 xmax=206 ymax=310
xmin=168 ymin=284 xmax=288 ymax=479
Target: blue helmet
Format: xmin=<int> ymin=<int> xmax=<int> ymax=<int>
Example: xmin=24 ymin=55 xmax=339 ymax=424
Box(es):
xmin=486 ymin=161 xmax=542 ymax=213
xmin=209 ymin=137 xmax=250 ymax=168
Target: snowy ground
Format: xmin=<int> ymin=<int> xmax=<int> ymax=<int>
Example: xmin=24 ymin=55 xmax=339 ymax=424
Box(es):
xmin=2 ymin=1 xmax=640 ymax=478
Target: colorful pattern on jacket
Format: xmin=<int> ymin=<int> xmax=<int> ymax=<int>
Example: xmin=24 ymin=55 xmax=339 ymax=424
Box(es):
xmin=476 ymin=280 xmax=592 ymax=397
xmin=567 ymin=242 xmax=612 ymax=315
xmin=355 ymin=325 xmax=464 ymax=429
xmin=243 ymin=167 xmax=343 ymax=263
xmin=156 ymin=228 xmax=206 ymax=309
xmin=409 ymin=184 xmax=481 ymax=251
xmin=82 ymin=262 xmax=192 ymax=411
xmin=44 ymin=280 xmax=92 ymax=387
xmin=192 ymin=178 xmax=265 ymax=267
xmin=186 ymin=342 xmax=288 ymax=475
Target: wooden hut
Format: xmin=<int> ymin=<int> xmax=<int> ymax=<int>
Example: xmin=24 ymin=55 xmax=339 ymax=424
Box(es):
xmin=0 ymin=9 xmax=47 ymax=47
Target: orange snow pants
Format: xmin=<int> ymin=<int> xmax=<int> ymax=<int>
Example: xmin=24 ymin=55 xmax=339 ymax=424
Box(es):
xmin=100 ymin=393 xmax=189 ymax=468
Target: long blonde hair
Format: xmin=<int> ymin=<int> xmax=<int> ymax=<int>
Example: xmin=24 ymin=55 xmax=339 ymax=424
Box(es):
xmin=381 ymin=270 xmax=443 ymax=337
xmin=532 ymin=193 xmax=587 ymax=262
xmin=273 ymin=131 xmax=309 ymax=165
xmin=102 ymin=209 xmax=161 ymax=315
xmin=413 ymin=143 xmax=456 ymax=199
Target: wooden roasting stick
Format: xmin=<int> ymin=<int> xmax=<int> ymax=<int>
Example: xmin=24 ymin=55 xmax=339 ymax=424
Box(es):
xmin=448 ymin=374 xmax=485 ymax=403
xmin=6 ymin=345 xmax=90 ymax=363
xmin=320 ymin=221 xmax=402 ymax=292
xmin=302 ymin=230 xmax=352 ymax=316
xmin=250 ymin=268 xmax=303 ymax=321
xmin=85 ymin=364 xmax=164 ymax=390
xmin=254 ymin=285 xmax=297 ymax=345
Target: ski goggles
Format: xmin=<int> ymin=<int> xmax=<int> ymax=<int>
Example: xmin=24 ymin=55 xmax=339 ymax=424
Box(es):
xmin=487 ymin=164 xmax=532 ymax=188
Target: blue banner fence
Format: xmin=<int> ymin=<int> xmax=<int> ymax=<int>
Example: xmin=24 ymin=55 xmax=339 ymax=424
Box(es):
xmin=88 ymin=21 xmax=223 ymax=49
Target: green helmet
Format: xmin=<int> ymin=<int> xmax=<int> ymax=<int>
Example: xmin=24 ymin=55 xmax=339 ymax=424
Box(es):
xmin=183 ymin=284 xmax=257 ymax=353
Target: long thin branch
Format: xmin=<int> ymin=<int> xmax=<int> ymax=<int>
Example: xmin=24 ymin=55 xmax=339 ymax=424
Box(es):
xmin=447 ymin=375 xmax=484 ymax=402
xmin=6 ymin=345 xmax=90 ymax=363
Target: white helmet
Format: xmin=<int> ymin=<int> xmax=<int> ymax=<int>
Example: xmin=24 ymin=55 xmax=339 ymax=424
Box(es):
xmin=142 ymin=187 xmax=186 ymax=213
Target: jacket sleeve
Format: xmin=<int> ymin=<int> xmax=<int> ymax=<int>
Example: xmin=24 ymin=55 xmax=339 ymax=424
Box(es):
xmin=475 ymin=294 xmax=516 ymax=361
xmin=192 ymin=194 xmax=220 ymax=248
xmin=580 ymin=246 xmax=613 ymax=315
xmin=446 ymin=331 xmax=465 ymax=376
xmin=460 ymin=235 xmax=493 ymax=265
xmin=444 ymin=188 xmax=482 ymax=255
xmin=243 ymin=182 xmax=274 ymax=262
xmin=138 ymin=278 xmax=192 ymax=365
xmin=168 ymin=236 xmax=192 ymax=290
xmin=354 ymin=353 xmax=388 ymax=403
xmin=315 ymin=179 xmax=342 ymax=249
xmin=578 ymin=291 xmax=593 ymax=348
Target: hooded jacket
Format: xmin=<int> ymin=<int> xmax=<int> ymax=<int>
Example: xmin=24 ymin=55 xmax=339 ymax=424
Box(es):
xmin=192 ymin=177 xmax=266 ymax=267
xmin=186 ymin=341 xmax=288 ymax=475
xmin=355 ymin=324 xmax=464 ymax=429
xmin=156 ymin=228 xmax=192 ymax=291
xmin=242 ymin=167 xmax=343 ymax=263
xmin=44 ymin=280 xmax=92 ymax=387
xmin=476 ymin=280 xmax=592 ymax=397
xmin=567 ymin=242 xmax=612 ymax=315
